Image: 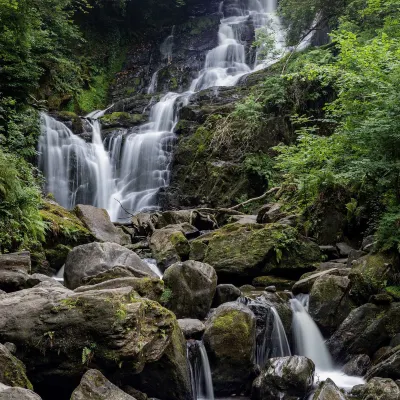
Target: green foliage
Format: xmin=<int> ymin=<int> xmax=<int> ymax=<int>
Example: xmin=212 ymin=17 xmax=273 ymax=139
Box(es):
xmin=244 ymin=153 xmax=276 ymax=186
xmin=0 ymin=149 xmax=44 ymax=252
xmin=253 ymin=27 xmax=280 ymax=63
xmin=81 ymin=343 xmax=96 ymax=365
xmin=377 ymin=208 xmax=400 ymax=252
xmin=160 ymin=288 xmax=172 ymax=305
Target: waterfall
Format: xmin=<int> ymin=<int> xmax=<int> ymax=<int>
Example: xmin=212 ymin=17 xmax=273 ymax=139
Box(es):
xmin=188 ymin=341 xmax=215 ymax=400
xmin=38 ymin=0 xmax=301 ymax=220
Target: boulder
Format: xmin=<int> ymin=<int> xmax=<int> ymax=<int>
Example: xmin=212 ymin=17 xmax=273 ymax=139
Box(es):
xmin=252 ymin=276 xmax=295 ymax=290
xmin=256 ymin=203 xmax=283 ymax=224
xmin=350 ymin=377 xmax=400 ymax=400
xmin=212 ymin=284 xmax=241 ymax=307
xmin=177 ymin=319 xmax=205 ymax=339
xmin=0 ymin=344 xmax=32 ymax=389
xmin=366 ymin=347 xmax=400 ymax=381
xmin=204 ymin=302 xmax=256 ymax=395
xmin=131 ymin=212 xmax=157 ymax=236
xmin=74 ymin=277 xmax=164 ymax=302
xmin=0 ymin=252 xmax=31 ymax=293
xmin=361 ymin=235 xmax=376 ymax=252
xmin=349 ymin=253 xmax=397 ymax=304
xmin=327 ymin=303 xmax=400 ymax=362
xmin=347 ymin=249 xmax=366 ymax=267
xmin=149 ymin=227 xmax=190 ymax=269
xmin=319 ymin=245 xmax=339 ymax=260
xmin=292 ymin=269 xmax=339 ymax=295
xmin=0 ymin=384 xmax=42 ymax=400
xmin=0 ymin=285 xmax=191 ymax=399
xmin=341 ymin=354 xmax=371 ymax=376
xmin=75 ymin=204 xmax=130 ymax=245
xmin=64 ymin=242 xmax=156 ymax=289
xmin=336 ymin=242 xmax=354 ymax=257
xmin=163 ymin=260 xmax=217 ymax=319
xmin=308 ymin=275 xmax=356 ymax=335
xmin=312 ymin=378 xmax=347 ymax=400
xmin=251 ymin=356 xmax=315 ymax=400
xmin=71 ymin=369 xmax=136 ymax=399
xmin=190 ymin=223 xmax=320 ymax=284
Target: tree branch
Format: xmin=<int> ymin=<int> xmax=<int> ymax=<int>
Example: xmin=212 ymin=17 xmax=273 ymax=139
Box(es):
xmin=228 ymin=187 xmax=280 ymax=211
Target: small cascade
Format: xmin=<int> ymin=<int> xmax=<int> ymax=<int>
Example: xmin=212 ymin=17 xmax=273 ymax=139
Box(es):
xmin=296 ymin=293 xmax=310 ymax=310
xmin=147 ymin=69 xmax=160 ymax=94
xmin=53 ymin=265 xmax=64 ymax=282
xmin=188 ymin=340 xmax=215 ymax=400
xmin=160 ymin=26 xmax=175 ymax=63
xmin=143 ymin=258 xmax=163 ymax=278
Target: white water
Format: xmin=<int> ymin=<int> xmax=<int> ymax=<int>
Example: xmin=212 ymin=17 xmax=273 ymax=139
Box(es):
xmin=39 ymin=0 xmax=304 ymax=220
xmin=188 ymin=341 xmax=215 ymax=400
xmin=143 ymin=258 xmax=163 ymax=278
xmin=290 ymin=298 xmax=364 ymax=390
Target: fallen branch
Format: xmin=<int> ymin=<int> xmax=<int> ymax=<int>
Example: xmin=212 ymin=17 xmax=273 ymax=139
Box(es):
xmin=228 ymin=187 xmax=280 ymax=211
xmin=114 ymin=198 xmax=135 ymax=218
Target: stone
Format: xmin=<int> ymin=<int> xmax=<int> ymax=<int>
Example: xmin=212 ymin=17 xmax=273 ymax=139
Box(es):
xmin=265 ymin=286 xmax=276 ymax=293
xmin=178 ymin=319 xmax=205 ymax=339
xmin=341 ymin=354 xmax=371 ymax=376
xmin=309 ymin=274 xmax=356 ymax=336
xmin=312 ymin=378 xmax=347 ymax=400
xmin=0 ymin=252 xmax=31 ymax=293
xmin=240 ymin=284 xmax=256 ymax=292
xmin=390 ymin=334 xmax=400 ymax=347
xmin=71 ymin=369 xmax=136 ymax=399
xmin=319 ymin=245 xmax=339 ymax=259
xmin=336 ymin=242 xmax=354 ymax=257
xmin=361 ymin=235 xmax=376 ymax=252
xmin=204 ymin=302 xmax=256 ymax=395
xmin=75 ymin=204 xmax=130 ymax=245
xmin=252 ymin=276 xmax=295 ymax=290
xmin=131 ymin=212 xmax=157 ymax=236
xmin=3 ymin=343 xmax=16 ymax=355
xmin=163 ymin=260 xmax=217 ymax=319
xmin=292 ymin=269 xmax=339 ymax=295
xmin=74 ymin=277 xmax=164 ymax=302
xmin=149 ymin=227 xmax=190 ymax=269
xmin=190 ymin=223 xmax=320 ymax=284
xmin=366 ymin=347 xmax=400 ymax=381
xmin=0 ymin=344 xmax=32 ymax=389
xmin=346 ymin=249 xmax=366 ymax=267
xmin=256 ymin=203 xmax=283 ymax=224
xmin=0 ymin=384 xmax=42 ymax=400
xmin=0 ymin=285 xmax=191 ymax=399
xmin=350 ymin=377 xmax=400 ymax=400
xmin=327 ymin=303 xmax=400 ymax=362
xmin=251 ymin=356 xmax=315 ymax=400
xmin=26 ymin=274 xmax=62 ymax=288
xmin=212 ymin=284 xmax=241 ymax=307
xmin=64 ymin=242 xmax=156 ymax=290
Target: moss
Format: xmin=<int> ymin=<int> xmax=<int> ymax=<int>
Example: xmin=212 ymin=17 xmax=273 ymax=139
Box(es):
xmin=252 ymin=275 xmax=295 ymax=289
xmin=45 ymin=244 xmax=71 ymax=270
xmin=1 ymin=350 xmax=33 ymax=390
xmin=385 ymin=286 xmax=400 ymax=300
xmin=100 ymin=112 xmax=144 ymax=127
xmin=160 ymin=288 xmax=173 ymax=305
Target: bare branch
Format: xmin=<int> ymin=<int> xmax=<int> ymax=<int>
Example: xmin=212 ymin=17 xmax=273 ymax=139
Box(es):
xmin=228 ymin=187 xmax=280 ymax=211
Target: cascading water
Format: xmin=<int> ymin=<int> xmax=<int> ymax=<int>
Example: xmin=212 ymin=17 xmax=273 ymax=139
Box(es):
xmin=39 ymin=0 xmax=300 ymax=220
xmin=188 ymin=341 xmax=215 ymax=400
xmin=290 ymin=297 xmax=364 ymax=390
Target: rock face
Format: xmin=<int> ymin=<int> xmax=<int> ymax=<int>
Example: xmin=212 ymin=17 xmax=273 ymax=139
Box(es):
xmin=312 ymin=378 xmax=347 ymax=400
xmin=70 ymin=369 xmax=136 ymax=400
xmin=342 ymin=354 xmax=371 ymax=376
xmin=0 ymin=252 xmax=31 ymax=293
xmin=190 ymin=223 xmax=320 ymax=283
xmin=177 ymin=319 xmax=205 ymax=339
xmin=251 ymin=356 xmax=315 ymax=400
xmin=64 ymin=242 xmax=157 ymax=289
xmin=0 ymin=384 xmax=42 ymax=400
xmin=163 ymin=260 xmax=217 ymax=319
xmin=351 ymin=377 xmax=400 ymax=400
xmin=0 ymin=344 xmax=32 ymax=389
xmin=366 ymin=347 xmax=400 ymax=381
xmin=212 ymin=284 xmax=241 ymax=307
xmin=75 ymin=205 xmax=130 ymax=245
xmin=204 ymin=302 xmax=256 ymax=395
xmin=308 ymin=274 xmax=355 ymax=336
xmin=327 ymin=303 xmax=400 ymax=362
xmin=0 ymin=284 xmax=191 ymax=399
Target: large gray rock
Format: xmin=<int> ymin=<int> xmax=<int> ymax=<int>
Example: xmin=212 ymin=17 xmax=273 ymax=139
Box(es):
xmin=327 ymin=303 xmax=400 ymax=362
xmin=178 ymin=319 xmax=205 ymax=339
xmin=350 ymin=377 xmax=400 ymax=400
xmin=212 ymin=284 xmax=241 ymax=307
xmin=309 ymin=274 xmax=356 ymax=335
xmin=0 ymin=384 xmax=42 ymax=400
xmin=251 ymin=356 xmax=315 ymax=400
xmin=366 ymin=347 xmax=400 ymax=381
xmin=0 ymin=285 xmax=191 ymax=399
xmin=0 ymin=252 xmax=31 ymax=293
xmin=64 ymin=242 xmax=156 ymax=289
xmin=204 ymin=302 xmax=256 ymax=395
xmin=292 ymin=268 xmax=339 ymax=295
xmin=312 ymin=378 xmax=347 ymax=400
xmin=71 ymin=369 xmax=136 ymax=399
xmin=341 ymin=354 xmax=371 ymax=376
xmin=163 ymin=260 xmax=217 ymax=319
xmin=75 ymin=204 xmax=130 ymax=245
xmin=0 ymin=344 xmax=32 ymax=389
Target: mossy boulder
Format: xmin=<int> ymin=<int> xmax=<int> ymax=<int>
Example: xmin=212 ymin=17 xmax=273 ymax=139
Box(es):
xmin=190 ymin=223 xmax=320 ymax=284
xmin=0 ymin=344 xmax=33 ymax=390
xmin=212 ymin=284 xmax=242 ymax=307
xmin=350 ymin=377 xmax=400 ymax=400
xmin=252 ymin=275 xmax=295 ymax=290
xmin=100 ymin=112 xmax=145 ymax=128
xmin=348 ymin=253 xmax=399 ymax=304
xmin=0 ymin=385 xmax=42 ymax=399
xmin=203 ymin=302 xmax=256 ymax=395
xmin=53 ymin=111 xmax=83 ymax=134
xmin=312 ymin=378 xmax=347 ymax=400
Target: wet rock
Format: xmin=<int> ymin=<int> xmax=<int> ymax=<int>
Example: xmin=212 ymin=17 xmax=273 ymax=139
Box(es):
xmin=64 ymin=242 xmax=156 ymax=289
xmin=240 ymin=284 xmax=256 ymax=292
xmin=149 ymin=227 xmax=190 ymax=269
xmin=74 ymin=277 xmax=164 ymax=302
xmin=0 ymin=344 xmax=32 ymax=389
xmin=0 ymin=285 xmax=191 ymax=399
xmin=309 ymin=275 xmax=356 ymax=336
xmin=350 ymin=377 xmax=400 ymax=400
xmin=163 ymin=260 xmax=217 ymax=319
xmin=265 ymin=286 xmax=276 ymax=293
xmin=292 ymin=268 xmax=339 ymax=295
xmin=177 ymin=319 xmax=205 ymax=339
xmin=26 ymin=274 xmax=62 ymax=288
xmin=71 ymin=369 xmax=136 ymax=399
xmin=312 ymin=378 xmax=347 ymax=400
xmin=362 ymin=235 xmax=376 ymax=252
xmin=131 ymin=213 xmax=157 ymax=236
xmin=75 ymin=204 xmax=130 ymax=245
xmin=341 ymin=354 xmax=371 ymax=376
xmin=256 ymin=203 xmax=283 ymax=224
xmin=251 ymin=356 xmax=315 ymax=400
xmin=336 ymin=242 xmax=354 ymax=257
xmin=204 ymin=302 xmax=256 ymax=395
xmin=0 ymin=252 xmax=31 ymax=293
xmin=252 ymin=276 xmax=295 ymax=290
xmin=372 ymin=347 xmax=392 ymax=363
xmin=327 ymin=303 xmax=400 ymax=361
xmin=190 ymin=223 xmax=320 ymax=284
xmin=0 ymin=384 xmax=42 ymax=400
xmin=366 ymin=347 xmax=400 ymax=381
xmin=212 ymin=284 xmax=241 ymax=307
xmin=100 ymin=112 xmax=145 ymax=129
